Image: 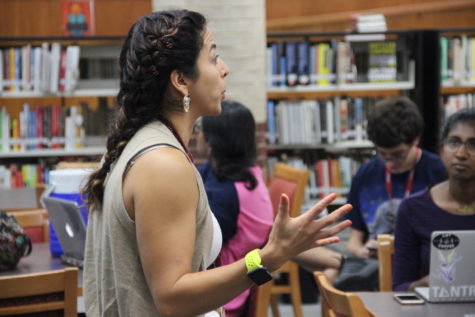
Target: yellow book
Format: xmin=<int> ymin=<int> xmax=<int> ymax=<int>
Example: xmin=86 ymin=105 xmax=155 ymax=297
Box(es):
xmin=12 ymin=118 xmax=19 ymax=151
xmin=318 ymin=43 xmax=330 ymax=86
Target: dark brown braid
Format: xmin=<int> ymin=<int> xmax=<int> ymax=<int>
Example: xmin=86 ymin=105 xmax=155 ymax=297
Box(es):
xmin=82 ymin=10 xmax=207 ymax=211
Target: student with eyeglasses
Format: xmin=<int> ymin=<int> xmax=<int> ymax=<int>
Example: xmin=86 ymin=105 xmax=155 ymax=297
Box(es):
xmin=333 ymin=97 xmax=447 ymax=291
xmin=393 ymin=107 xmax=475 ymax=291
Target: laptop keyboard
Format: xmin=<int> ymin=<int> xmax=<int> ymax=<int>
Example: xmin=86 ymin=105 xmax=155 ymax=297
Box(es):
xmin=60 ymin=254 xmax=84 ymax=268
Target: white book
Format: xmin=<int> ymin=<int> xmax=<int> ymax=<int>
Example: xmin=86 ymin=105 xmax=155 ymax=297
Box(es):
xmin=313 ymin=100 xmax=322 ymax=144
xmin=65 ymin=45 xmax=80 ymax=92
xmin=33 ymin=47 xmax=42 ymax=92
xmin=276 ymin=101 xmax=287 ymax=144
xmin=266 ymin=47 xmax=273 ymax=87
xmin=49 ymin=43 xmax=61 ymax=94
xmin=302 ymin=101 xmax=312 ymax=143
xmin=40 ymin=43 xmax=50 ymax=93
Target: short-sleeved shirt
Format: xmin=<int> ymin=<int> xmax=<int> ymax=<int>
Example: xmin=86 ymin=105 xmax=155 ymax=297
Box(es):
xmin=345 ymin=150 xmax=447 ymax=239
xmin=393 ymin=188 xmax=475 ymax=291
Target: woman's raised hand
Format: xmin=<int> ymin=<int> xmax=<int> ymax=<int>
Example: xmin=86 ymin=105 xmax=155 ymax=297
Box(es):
xmin=261 ymin=193 xmax=352 ymax=272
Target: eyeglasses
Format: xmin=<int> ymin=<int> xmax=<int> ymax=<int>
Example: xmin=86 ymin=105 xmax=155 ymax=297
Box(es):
xmin=377 ymin=148 xmax=411 ymax=163
xmin=444 ymin=137 xmax=475 ymax=155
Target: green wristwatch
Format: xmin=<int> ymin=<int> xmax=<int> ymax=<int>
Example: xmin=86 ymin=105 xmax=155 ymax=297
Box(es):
xmin=245 ymin=249 xmax=273 ymax=285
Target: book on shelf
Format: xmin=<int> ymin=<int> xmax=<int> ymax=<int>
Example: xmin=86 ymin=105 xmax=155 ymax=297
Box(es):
xmin=317 ymin=43 xmax=331 ymax=86
xmin=297 ymin=41 xmax=310 ymax=85
xmin=267 ymin=100 xmax=276 ymax=145
xmin=285 ymin=41 xmax=298 ymax=86
xmin=50 ymin=43 xmax=61 ymax=94
xmin=59 ymin=49 xmax=68 ymax=92
xmin=0 ymin=42 xmax=84 ymax=94
xmin=0 ymin=163 xmax=50 ymax=189
xmin=269 ymin=97 xmax=381 ymax=147
xmin=368 ymin=41 xmax=397 ymax=83
xmin=40 ymin=42 xmax=50 ymax=93
xmin=440 ymin=35 xmax=475 ymax=84
xmin=471 ymin=38 xmax=475 ymax=81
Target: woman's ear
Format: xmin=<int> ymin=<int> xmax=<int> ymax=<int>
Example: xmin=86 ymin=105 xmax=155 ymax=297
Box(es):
xmin=169 ymin=70 xmax=190 ymax=97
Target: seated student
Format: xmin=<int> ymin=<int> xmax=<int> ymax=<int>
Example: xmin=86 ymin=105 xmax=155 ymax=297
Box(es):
xmin=197 ymin=100 xmax=346 ymax=317
xmin=393 ymin=108 xmax=475 ymax=291
xmin=334 ymin=96 xmax=447 ymax=291
xmin=345 ymin=97 xmax=447 ymax=259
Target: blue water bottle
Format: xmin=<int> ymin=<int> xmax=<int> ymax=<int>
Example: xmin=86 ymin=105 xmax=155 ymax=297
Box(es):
xmin=47 ymin=169 xmax=91 ymax=257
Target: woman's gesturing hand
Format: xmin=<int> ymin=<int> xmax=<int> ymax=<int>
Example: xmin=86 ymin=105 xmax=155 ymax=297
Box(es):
xmin=261 ymin=193 xmax=352 ymax=272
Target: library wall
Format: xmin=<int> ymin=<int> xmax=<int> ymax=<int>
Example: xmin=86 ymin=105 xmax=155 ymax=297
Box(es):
xmin=0 ymin=0 xmax=152 ymax=36
xmin=266 ymin=0 xmax=475 ymax=32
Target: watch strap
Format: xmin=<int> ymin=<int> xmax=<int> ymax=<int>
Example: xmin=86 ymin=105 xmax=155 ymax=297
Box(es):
xmin=245 ymin=248 xmax=263 ymax=273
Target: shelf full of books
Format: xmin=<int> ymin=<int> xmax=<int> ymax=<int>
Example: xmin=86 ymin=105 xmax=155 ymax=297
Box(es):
xmin=0 ymin=100 xmax=111 ymax=156
xmin=265 ymin=31 xmax=416 ymax=206
xmin=267 ymin=96 xmax=382 ymax=149
xmin=0 ymin=37 xmax=121 ymax=97
xmin=266 ymin=32 xmax=415 ymax=94
xmin=440 ymin=33 xmax=475 ymax=90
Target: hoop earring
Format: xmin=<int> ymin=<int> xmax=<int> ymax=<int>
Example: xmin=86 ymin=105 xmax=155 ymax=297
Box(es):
xmin=183 ymin=95 xmax=191 ymax=112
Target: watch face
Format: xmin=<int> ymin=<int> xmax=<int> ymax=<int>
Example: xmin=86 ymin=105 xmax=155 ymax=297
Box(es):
xmin=248 ymin=267 xmax=272 ymax=285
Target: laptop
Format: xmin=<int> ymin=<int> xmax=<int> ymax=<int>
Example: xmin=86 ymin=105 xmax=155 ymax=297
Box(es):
xmin=415 ymin=230 xmax=475 ymax=302
xmin=43 ymin=196 xmax=86 ymax=268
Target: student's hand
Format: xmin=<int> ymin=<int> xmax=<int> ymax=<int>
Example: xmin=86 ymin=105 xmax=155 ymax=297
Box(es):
xmin=365 ymin=239 xmax=379 ymax=258
xmin=408 ymin=275 xmax=429 ymax=291
xmin=260 ymin=193 xmax=352 ymax=272
xmin=354 ymin=246 xmax=371 ymax=258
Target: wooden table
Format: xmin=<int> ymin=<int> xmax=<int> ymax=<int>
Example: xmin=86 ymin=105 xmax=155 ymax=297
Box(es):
xmin=356 ymin=292 xmax=475 ymax=317
xmin=0 ymin=242 xmax=83 ymax=296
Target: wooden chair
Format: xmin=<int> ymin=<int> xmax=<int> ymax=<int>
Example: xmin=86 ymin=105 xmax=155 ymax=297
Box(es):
xmin=313 ymin=271 xmax=375 ymax=317
xmin=0 ymin=268 xmax=78 ymax=316
xmin=377 ymin=234 xmax=395 ymax=292
xmin=254 ymin=163 xmax=309 ymax=317
xmin=7 ymin=209 xmax=49 ymax=243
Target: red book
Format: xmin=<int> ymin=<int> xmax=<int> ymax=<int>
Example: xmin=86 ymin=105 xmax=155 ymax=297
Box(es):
xmin=51 ymin=105 xmax=60 ymax=148
xmin=58 ymin=50 xmax=67 ymax=92
xmin=36 ymin=105 xmax=44 ymax=148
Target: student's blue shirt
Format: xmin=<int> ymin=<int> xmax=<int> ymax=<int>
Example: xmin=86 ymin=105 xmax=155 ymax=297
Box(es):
xmin=345 ymin=150 xmax=447 ymax=238
xmin=198 ymin=162 xmax=239 ymax=243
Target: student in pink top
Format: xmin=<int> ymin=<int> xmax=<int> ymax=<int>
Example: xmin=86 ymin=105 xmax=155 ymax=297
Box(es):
xmin=198 ymin=101 xmax=346 ymax=317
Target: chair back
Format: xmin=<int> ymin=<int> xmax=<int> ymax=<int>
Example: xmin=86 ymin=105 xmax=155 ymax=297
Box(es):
xmin=377 ymin=234 xmax=395 ymax=291
xmin=7 ymin=209 xmax=49 ymax=243
xmin=313 ymin=271 xmax=375 ymax=317
xmin=253 ymin=163 xmax=309 ymax=317
xmin=268 ymin=163 xmax=310 ymax=217
xmin=0 ymin=268 xmax=78 ymax=316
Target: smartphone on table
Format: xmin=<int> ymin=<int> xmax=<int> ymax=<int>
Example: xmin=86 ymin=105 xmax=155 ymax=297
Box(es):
xmin=393 ymin=292 xmax=425 ymax=305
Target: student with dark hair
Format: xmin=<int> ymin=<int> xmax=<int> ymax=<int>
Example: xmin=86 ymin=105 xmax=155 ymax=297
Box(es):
xmin=345 ymin=96 xmax=447 ymax=259
xmin=81 ymin=10 xmax=352 ymax=316
xmin=393 ymin=108 xmax=475 ymax=291
xmin=198 ymin=100 xmax=346 ymax=317
xmin=332 ymin=97 xmax=447 ymax=292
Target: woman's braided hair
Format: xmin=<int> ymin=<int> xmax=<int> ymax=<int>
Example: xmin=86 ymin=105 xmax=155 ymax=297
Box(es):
xmin=82 ymin=10 xmax=206 ymax=211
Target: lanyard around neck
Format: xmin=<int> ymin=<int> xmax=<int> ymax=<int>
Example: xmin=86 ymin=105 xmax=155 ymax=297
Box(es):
xmin=385 ymin=148 xmax=421 ymax=199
